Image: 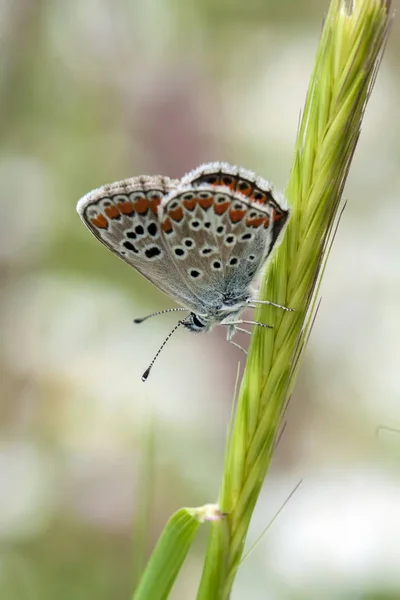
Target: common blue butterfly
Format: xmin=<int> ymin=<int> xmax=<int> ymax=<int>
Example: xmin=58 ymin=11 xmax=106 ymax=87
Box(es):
xmin=77 ymin=162 xmax=291 ymax=379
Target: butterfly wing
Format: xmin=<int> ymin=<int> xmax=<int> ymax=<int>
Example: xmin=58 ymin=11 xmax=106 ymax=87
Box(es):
xmin=76 ymin=175 xmax=206 ymax=311
xmin=159 ymin=182 xmax=286 ymax=310
xmin=181 ymin=162 xmax=290 ymax=249
xmin=77 ymin=164 xmax=290 ymax=318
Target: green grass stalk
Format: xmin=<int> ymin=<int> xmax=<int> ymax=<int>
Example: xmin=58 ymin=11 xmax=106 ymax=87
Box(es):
xmin=197 ymin=1 xmax=392 ymax=597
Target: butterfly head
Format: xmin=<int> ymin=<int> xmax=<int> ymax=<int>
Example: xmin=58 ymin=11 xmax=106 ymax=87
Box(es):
xmin=183 ymin=292 xmax=251 ymax=333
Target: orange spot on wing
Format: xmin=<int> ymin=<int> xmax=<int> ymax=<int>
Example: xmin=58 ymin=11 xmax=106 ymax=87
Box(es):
xmin=214 ymin=201 xmax=230 ymax=215
xmin=229 ymin=208 xmax=246 ymax=223
xmin=198 ymin=196 xmax=213 ymax=210
xmin=183 ymin=197 xmax=197 ymax=211
xmin=169 ymin=206 xmax=183 ymax=222
xmin=104 ymin=205 xmax=120 ymax=219
xmin=149 ymin=197 xmax=161 ymax=214
xmin=251 ymin=191 xmax=267 ymax=204
xmin=263 ymin=216 xmax=271 ymax=228
xmin=90 ymin=214 xmax=108 ymax=229
xmin=220 ymin=177 xmax=236 ymax=191
xmin=117 ymin=201 xmax=135 ymax=215
xmin=225 ymin=181 xmax=236 ymax=191
xmin=135 ymin=197 xmax=149 ymax=214
xmin=246 ymin=216 xmax=266 ymax=228
xmin=237 ymin=183 xmax=252 ymax=196
xmin=161 ymin=217 xmax=173 ymax=233
xmin=273 ymin=209 xmax=285 ymax=222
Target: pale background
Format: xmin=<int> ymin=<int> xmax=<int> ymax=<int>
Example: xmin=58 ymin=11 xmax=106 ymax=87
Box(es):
xmin=1 ymin=1 xmax=399 ymax=599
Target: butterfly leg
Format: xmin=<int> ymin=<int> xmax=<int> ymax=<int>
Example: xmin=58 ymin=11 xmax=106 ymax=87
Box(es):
xmin=228 ymin=319 xmax=273 ymax=330
xmin=247 ymin=298 xmax=294 ymax=312
xmin=234 ymin=326 xmax=251 ymax=335
xmin=224 ymin=324 xmax=249 ymax=354
xmin=229 ymin=339 xmax=248 ymax=355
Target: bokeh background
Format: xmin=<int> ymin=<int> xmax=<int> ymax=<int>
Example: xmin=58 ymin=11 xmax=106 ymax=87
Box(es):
xmin=1 ymin=1 xmax=400 ymax=598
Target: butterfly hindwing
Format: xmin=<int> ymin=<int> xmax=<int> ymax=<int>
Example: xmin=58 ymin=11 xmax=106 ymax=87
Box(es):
xmin=158 ymin=184 xmax=276 ymax=307
xmin=182 ymin=162 xmax=290 ymax=248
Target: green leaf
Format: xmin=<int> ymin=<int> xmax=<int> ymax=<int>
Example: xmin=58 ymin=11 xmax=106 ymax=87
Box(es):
xmin=133 ymin=505 xmax=224 ymax=600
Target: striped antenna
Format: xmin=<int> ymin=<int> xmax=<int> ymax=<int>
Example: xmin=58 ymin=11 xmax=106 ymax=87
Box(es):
xmin=134 ymin=307 xmax=188 ymax=324
xmin=141 ymin=319 xmax=186 ymax=382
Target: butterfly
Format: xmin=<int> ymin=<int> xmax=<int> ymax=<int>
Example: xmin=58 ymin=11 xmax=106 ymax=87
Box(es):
xmin=77 ymin=162 xmax=291 ymax=380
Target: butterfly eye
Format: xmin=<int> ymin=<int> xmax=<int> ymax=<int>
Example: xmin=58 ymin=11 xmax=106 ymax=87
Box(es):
xmin=191 ymin=313 xmax=206 ymax=327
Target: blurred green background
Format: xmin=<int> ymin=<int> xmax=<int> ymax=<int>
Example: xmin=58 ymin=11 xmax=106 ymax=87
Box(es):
xmin=1 ymin=1 xmax=400 ymax=599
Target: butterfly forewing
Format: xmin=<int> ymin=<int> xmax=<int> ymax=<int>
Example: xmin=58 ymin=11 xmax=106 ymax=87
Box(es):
xmin=76 ymin=175 xmax=206 ymax=310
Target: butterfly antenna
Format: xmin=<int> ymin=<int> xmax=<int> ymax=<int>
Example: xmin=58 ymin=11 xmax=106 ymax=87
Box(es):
xmin=134 ymin=307 xmax=188 ymax=324
xmin=141 ymin=320 xmax=186 ymax=382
